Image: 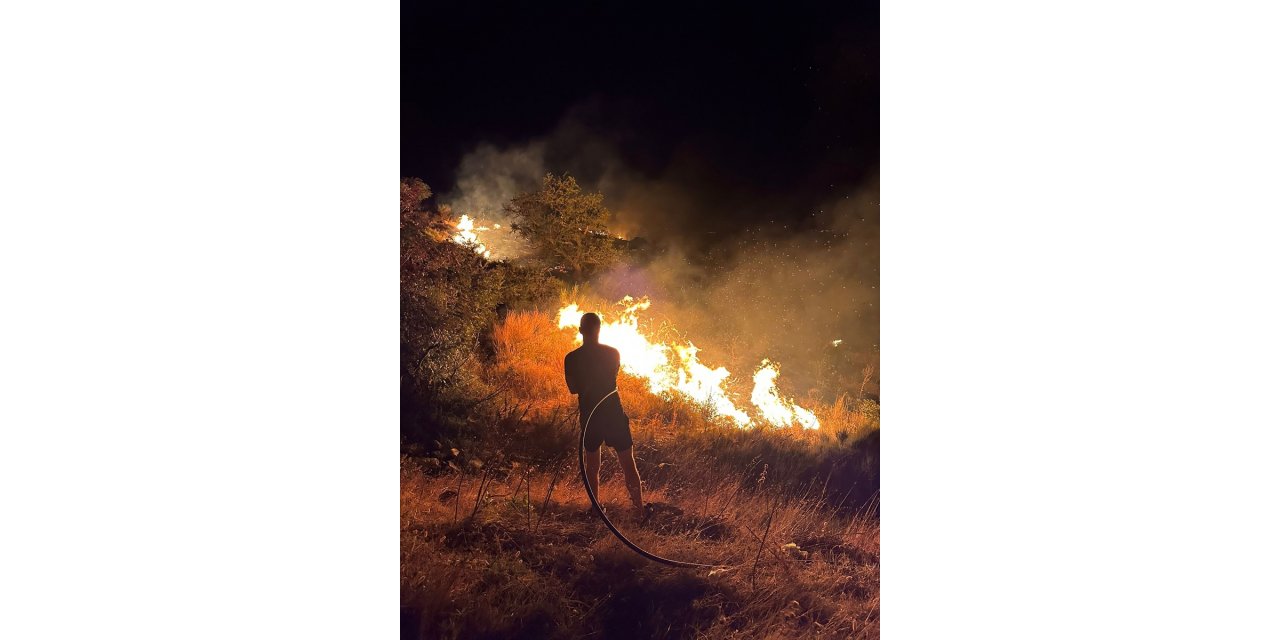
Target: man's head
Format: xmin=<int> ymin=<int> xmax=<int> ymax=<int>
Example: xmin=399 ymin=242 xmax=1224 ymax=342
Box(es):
xmin=580 ymin=313 xmax=601 ymax=341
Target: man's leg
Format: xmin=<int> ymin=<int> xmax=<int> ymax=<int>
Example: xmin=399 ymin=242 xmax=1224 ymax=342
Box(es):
xmin=584 ymin=449 xmax=602 ymax=503
xmin=615 ymin=446 xmax=644 ymax=513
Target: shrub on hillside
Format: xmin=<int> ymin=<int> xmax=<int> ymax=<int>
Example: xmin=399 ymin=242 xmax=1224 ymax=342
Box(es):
xmin=401 ymin=178 xmax=561 ymax=442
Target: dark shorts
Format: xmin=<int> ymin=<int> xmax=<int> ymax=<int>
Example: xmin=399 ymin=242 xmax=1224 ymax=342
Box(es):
xmin=581 ymin=400 xmax=632 ymax=452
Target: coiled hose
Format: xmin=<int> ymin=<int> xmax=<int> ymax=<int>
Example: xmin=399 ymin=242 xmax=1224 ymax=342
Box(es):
xmin=578 ymin=389 xmax=725 ymax=569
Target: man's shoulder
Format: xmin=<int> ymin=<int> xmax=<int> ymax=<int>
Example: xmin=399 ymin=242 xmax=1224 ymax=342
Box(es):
xmin=568 ymin=343 xmax=620 ymax=356
xmin=597 ymin=344 xmax=621 ymax=363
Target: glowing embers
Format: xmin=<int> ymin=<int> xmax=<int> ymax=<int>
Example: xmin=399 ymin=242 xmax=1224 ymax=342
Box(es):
xmin=558 ymin=297 xmax=819 ymax=429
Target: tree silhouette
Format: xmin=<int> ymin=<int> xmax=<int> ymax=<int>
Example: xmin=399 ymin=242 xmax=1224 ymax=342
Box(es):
xmin=506 ymin=174 xmax=621 ymax=283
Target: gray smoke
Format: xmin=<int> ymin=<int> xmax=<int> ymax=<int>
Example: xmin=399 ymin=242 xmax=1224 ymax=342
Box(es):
xmin=442 ymin=115 xmax=879 ymax=400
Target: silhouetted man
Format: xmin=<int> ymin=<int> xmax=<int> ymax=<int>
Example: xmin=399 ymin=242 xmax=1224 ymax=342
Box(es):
xmin=564 ymin=312 xmax=644 ymax=517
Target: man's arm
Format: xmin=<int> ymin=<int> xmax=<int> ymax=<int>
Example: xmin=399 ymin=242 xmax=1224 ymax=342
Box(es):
xmin=564 ymin=354 xmax=579 ymax=395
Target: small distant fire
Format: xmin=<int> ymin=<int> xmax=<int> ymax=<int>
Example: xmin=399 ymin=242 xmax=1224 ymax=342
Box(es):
xmin=558 ymin=297 xmax=820 ymax=430
xmin=452 ymin=213 xmax=626 ymax=261
xmin=451 ymin=214 xmax=492 ymax=258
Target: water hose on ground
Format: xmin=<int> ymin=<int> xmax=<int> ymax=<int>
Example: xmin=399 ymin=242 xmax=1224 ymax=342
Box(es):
xmin=578 ymin=389 xmax=726 ymax=570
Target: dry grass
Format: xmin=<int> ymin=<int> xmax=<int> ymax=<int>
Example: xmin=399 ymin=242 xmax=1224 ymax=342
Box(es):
xmin=492 ymin=308 xmax=572 ymax=407
xmin=403 ymin=308 xmax=879 ymax=638
xmin=402 ymin=456 xmax=879 ymax=639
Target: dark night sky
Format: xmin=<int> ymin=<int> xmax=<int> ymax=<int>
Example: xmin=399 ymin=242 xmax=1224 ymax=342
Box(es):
xmin=402 ymin=1 xmax=879 ymax=234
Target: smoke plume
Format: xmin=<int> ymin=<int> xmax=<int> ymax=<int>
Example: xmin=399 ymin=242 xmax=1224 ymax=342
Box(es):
xmin=439 ymin=113 xmax=879 ymax=400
